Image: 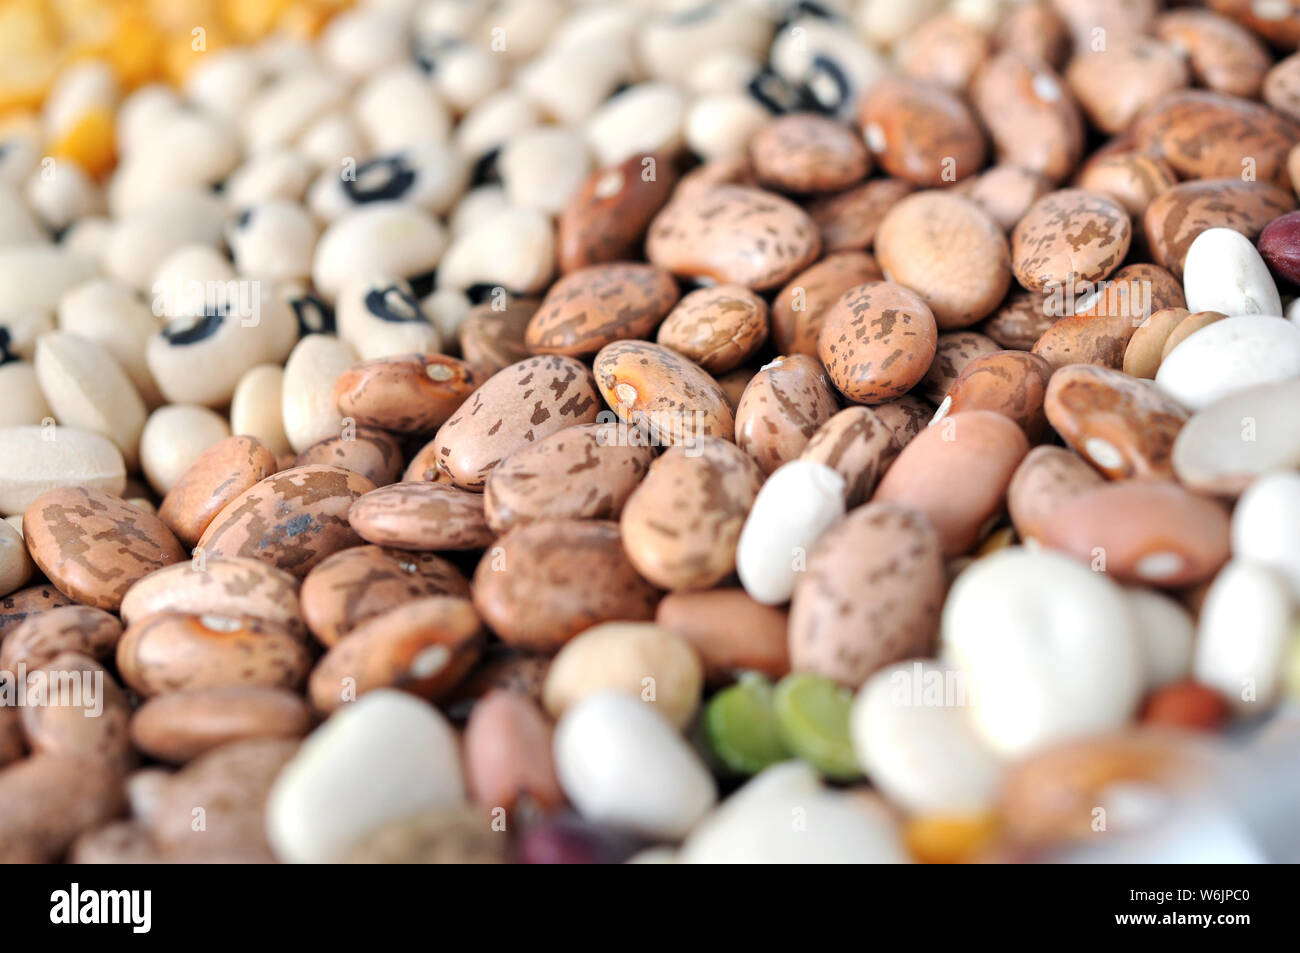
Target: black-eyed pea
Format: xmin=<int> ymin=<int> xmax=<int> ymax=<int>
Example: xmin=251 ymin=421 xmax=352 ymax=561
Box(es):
xmin=436 ymin=206 xmax=555 ymax=295
xmin=311 ymin=202 xmax=447 ymax=303
xmin=227 ymin=198 xmax=318 ymax=283
xmin=57 ymin=278 xmax=164 ymax=408
xmin=281 ymin=334 xmax=358 ymax=454
xmin=335 ymin=277 xmax=441 ymax=362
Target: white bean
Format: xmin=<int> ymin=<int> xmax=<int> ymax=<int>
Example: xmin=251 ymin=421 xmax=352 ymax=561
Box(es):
xmin=138 ymin=404 xmax=232 ymax=496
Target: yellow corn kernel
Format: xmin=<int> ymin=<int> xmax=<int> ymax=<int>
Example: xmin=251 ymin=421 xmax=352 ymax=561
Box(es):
xmin=903 ymin=812 xmax=999 ymax=864
xmin=147 ymin=0 xmax=219 ymax=35
xmin=222 ymin=0 xmax=290 ymax=42
xmin=48 ymin=106 xmax=116 ymax=180
xmin=278 ymin=0 xmax=350 ymax=40
xmin=161 ymin=25 xmax=228 ymax=85
xmin=0 ymin=57 xmax=56 ymax=116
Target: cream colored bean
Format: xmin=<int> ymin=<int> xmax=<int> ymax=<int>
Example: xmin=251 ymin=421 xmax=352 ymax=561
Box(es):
xmin=281 ymin=335 xmax=357 ymax=454
xmin=0 ymin=362 xmax=52 ymax=427
xmin=57 ymin=279 xmax=163 ymax=407
xmin=0 ymin=424 xmax=126 ymax=515
xmin=139 ymin=404 xmax=232 ymax=496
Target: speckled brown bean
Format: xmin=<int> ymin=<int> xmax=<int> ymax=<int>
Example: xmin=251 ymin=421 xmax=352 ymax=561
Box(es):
xmin=471 ymin=519 xmax=659 ymax=651
xmin=619 ymin=438 xmax=762 ymax=591
xmin=444 ymin=648 xmax=550 ymax=713
xmin=771 ymin=251 xmax=883 ymax=356
xmin=158 ymin=436 xmax=278 ymax=548
xmin=1155 ymin=9 xmax=1270 ymax=100
xmin=1144 ymin=179 xmax=1297 ymax=279
xmin=805 ymin=178 xmax=914 ymax=253
xmin=897 ymin=12 xmax=992 ymax=91
xmin=980 ymin=290 xmax=1055 ymax=351
xmin=655 ymin=285 xmax=768 ymax=374
xmin=734 ymin=354 xmax=840 ymax=474
xmin=457 ymin=298 xmax=538 ymax=378
xmin=299 ymin=545 xmax=469 ymax=647
xmin=789 ymin=502 xmax=946 ymax=688
xmin=655 ymin=588 xmax=789 ymax=685
xmin=1075 ymin=153 xmax=1177 ymax=223
xmin=1007 ymin=445 xmax=1105 ymax=542
xmin=1264 ymin=53 xmax=1300 ymax=124
xmin=674 ymin=155 xmax=758 ymax=200
xmin=874 ymin=396 xmax=934 ymax=449
xmin=873 ymin=410 xmax=1030 ymax=557
xmin=431 ymin=355 xmax=601 ymax=490
xmin=21 ymin=652 xmax=133 ymax=773
xmin=800 ymin=407 xmax=902 ymax=507
xmin=1044 ymin=364 xmax=1188 ymax=481
xmin=333 ymin=354 xmax=486 ymax=434
xmin=557 ymin=152 xmax=679 ymax=273
xmin=1032 ymin=262 xmax=1186 ymax=370
xmin=0 ymin=604 xmax=121 ymax=672
xmin=148 ymin=738 xmax=296 ymax=860
xmin=1064 ymin=39 xmax=1189 ymax=135
xmin=402 ymin=439 xmax=455 ymax=483
xmin=1124 ymin=308 xmax=1190 ymax=379
xmin=525 ymin=262 xmax=679 ymax=357
xmin=196 ymin=465 xmax=375 ymax=578
xmin=818 ymin=282 xmax=938 ymax=404
xmin=294 ymin=428 xmax=404 ymax=487
xmin=750 ymin=112 xmax=871 ymax=194
xmin=0 ymin=585 xmax=73 ymax=639
xmin=1040 ymin=482 xmax=1230 ymax=586
xmin=1011 ymin=189 xmax=1131 ymax=293
xmin=875 ymin=191 xmax=1012 ymax=329
xmin=716 ymin=368 xmax=755 ymax=410
xmin=935 ymin=350 xmax=1053 ymax=440
xmin=130 ymin=686 xmax=313 ymax=763
xmin=464 ymin=689 xmax=565 ymax=812
xmin=1132 ymin=90 xmax=1300 ymax=192
xmin=646 ymin=185 xmax=821 ymax=290
xmin=347 ymin=481 xmax=492 ymax=550
xmin=116 ymin=611 xmax=312 ymax=697
xmin=970 ymin=53 xmax=1084 ymax=185
xmin=119 ymin=556 xmax=305 ymax=636
xmin=998 ymin=1 xmax=1070 ymax=70
xmin=858 ymin=77 xmax=985 ymax=187
xmin=24 ymin=488 xmax=185 ymax=611
xmin=0 ymin=755 xmax=125 ymax=863
xmin=483 ymin=422 xmax=653 ymax=533
xmin=308 ymin=596 xmax=482 ymax=713
xmin=919 ymin=331 xmax=1002 ymax=404
xmin=957 ymin=164 xmax=1052 ymax=233
xmin=0 ymin=708 xmax=22 ymax=768
xmin=593 ymin=341 xmax=734 ymax=447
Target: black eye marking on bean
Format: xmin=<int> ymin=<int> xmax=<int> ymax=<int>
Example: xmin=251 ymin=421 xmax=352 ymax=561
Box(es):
xmin=465 ymin=283 xmax=500 ymax=305
xmin=343 ymin=155 xmax=417 ymax=203
xmin=669 ymin=4 xmax=715 ymax=25
xmin=162 ymin=307 xmax=227 ymax=345
xmin=0 ymin=327 xmax=16 ymax=365
xmin=236 ymin=207 xmax=254 ymax=229
xmin=364 ymin=285 xmax=427 ymax=324
xmin=407 ymin=269 xmax=437 ymax=299
xmin=747 ymin=68 xmax=813 ymax=115
xmin=471 ymin=147 xmax=501 ymax=186
xmin=209 ymin=179 xmax=227 ymax=195
xmin=414 ymin=34 xmax=459 ymax=74
xmin=805 ymin=55 xmax=850 ymax=114
xmin=290 ymin=294 xmax=335 ymax=336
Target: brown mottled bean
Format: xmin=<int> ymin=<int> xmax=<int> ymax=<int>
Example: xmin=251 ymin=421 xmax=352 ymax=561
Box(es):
xmin=647 ymin=185 xmax=821 ymax=290
xmin=1011 ymin=189 xmax=1131 ymax=294
xmin=805 ymin=178 xmax=914 ymax=254
xmin=789 ymin=502 xmax=946 ymax=688
xmin=750 ymin=112 xmax=871 ymax=193
xmin=348 ymin=481 xmax=492 ymax=551
xmin=24 ymin=487 xmax=185 ymax=611
xmin=655 ymin=588 xmax=789 ymax=685
xmin=0 ymin=604 xmax=122 ymax=672
xmin=655 ymin=285 xmax=768 ymax=374
xmin=935 ymin=350 xmax=1052 ymax=440
xmin=920 ymin=331 xmax=1002 ymax=404
xmin=525 ymin=263 xmax=679 ymax=357
xmin=1144 ymin=179 xmax=1296 ymax=279
xmin=431 ymin=355 xmax=602 ymax=491
xmin=196 ymin=465 xmax=375 ymax=578
xmin=1263 ymin=53 xmax=1300 ymax=124
xmin=158 ymin=436 xmax=278 ymax=549
xmin=120 ymin=556 xmax=305 ymax=636
xmin=734 ymin=354 xmax=840 ymax=475
xmin=874 ymin=395 xmax=934 ymax=450
xmin=1155 ymin=8 xmax=1270 ymax=100
xmin=116 ymin=612 xmax=313 ymax=697
xmin=1007 ymin=445 xmax=1105 ymax=542
xmin=557 ymin=152 xmax=679 ymax=273
xmin=818 ymin=281 xmax=938 ymax=404
xmin=1075 ymin=153 xmax=1177 ymax=223
xmin=130 ymin=686 xmax=314 ymax=764
xmin=800 ymin=406 xmax=902 ymax=507
xmin=897 ymin=12 xmax=992 ymax=91
xmin=308 ymin=596 xmax=482 ymax=713
xmin=771 ymin=251 xmax=883 ymax=356
xmin=1044 ymin=364 xmax=1188 ymax=481
xmin=20 ymin=652 xmax=134 ymax=774
xmin=970 ymin=52 xmax=1084 ymax=185
xmin=0 ymin=755 xmax=125 ymax=863
xmin=484 ymin=422 xmax=653 ymax=533
xmin=593 ymin=340 xmax=734 ymax=447
xmin=619 ymin=438 xmax=762 ymax=591
xmin=858 ymin=77 xmax=986 ymax=187
xmin=0 ymin=585 xmax=73 ymax=640
xmin=333 ymin=353 xmax=486 ymax=434
xmin=299 ymin=545 xmax=469 ymax=647
xmin=471 ymin=519 xmax=659 ymax=652
xmin=957 ymin=164 xmax=1052 ymax=233
xmin=294 ymin=428 xmax=404 ymax=487
xmin=980 ymin=289 xmax=1055 ymax=351
xmin=457 ymin=298 xmax=538 ymax=378
xmin=1064 ymin=40 xmax=1188 ymax=135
